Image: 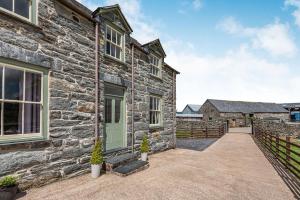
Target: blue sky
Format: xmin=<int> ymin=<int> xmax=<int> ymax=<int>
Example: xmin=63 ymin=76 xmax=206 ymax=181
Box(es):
xmin=78 ymin=0 xmax=300 ymax=110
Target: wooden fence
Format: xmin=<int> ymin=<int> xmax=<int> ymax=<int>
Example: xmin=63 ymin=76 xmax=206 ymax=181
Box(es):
xmin=177 ymin=123 xmax=227 ymax=138
xmin=254 ymin=127 xmax=300 ymax=179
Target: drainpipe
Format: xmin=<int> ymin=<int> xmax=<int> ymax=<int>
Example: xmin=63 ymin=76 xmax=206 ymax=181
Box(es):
xmin=173 ymin=71 xmax=176 ymax=148
xmin=95 ymin=21 xmax=99 ymax=140
xmin=131 ymin=45 xmax=135 ymax=153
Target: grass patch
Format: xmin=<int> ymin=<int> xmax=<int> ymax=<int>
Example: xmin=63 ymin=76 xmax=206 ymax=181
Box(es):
xmin=268 ymin=140 xmax=300 ymax=178
xmin=176 ymin=131 xmax=192 ymax=138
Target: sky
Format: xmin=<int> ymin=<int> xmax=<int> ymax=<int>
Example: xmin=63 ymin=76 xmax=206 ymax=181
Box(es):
xmin=77 ymin=0 xmax=300 ymax=111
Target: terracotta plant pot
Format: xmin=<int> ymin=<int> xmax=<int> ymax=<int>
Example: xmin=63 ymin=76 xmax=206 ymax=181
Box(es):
xmin=0 ymin=185 xmax=18 ymax=200
xmin=91 ymin=164 xmax=102 ymax=178
xmin=141 ymin=153 xmax=148 ymax=161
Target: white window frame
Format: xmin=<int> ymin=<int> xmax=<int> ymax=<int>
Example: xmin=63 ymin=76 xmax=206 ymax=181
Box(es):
xmin=149 ymin=95 xmax=162 ymax=126
xmin=105 ymin=25 xmax=124 ymax=61
xmin=149 ymin=54 xmax=161 ymax=78
xmin=0 ymin=64 xmax=44 ymax=141
xmin=0 ymin=0 xmax=37 ymax=24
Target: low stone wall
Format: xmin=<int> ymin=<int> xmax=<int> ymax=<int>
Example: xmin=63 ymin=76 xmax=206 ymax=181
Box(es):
xmin=253 ymin=119 xmax=300 ymax=137
xmin=177 ymin=119 xmax=225 ymax=131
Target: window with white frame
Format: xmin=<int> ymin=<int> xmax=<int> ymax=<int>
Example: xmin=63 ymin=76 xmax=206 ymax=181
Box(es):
xmin=105 ymin=25 xmax=123 ymax=60
xmin=0 ymin=0 xmax=37 ymax=23
xmin=0 ymin=64 xmax=44 ymax=139
xmin=149 ymin=54 xmax=161 ymax=77
xmin=149 ymin=96 xmax=161 ymax=125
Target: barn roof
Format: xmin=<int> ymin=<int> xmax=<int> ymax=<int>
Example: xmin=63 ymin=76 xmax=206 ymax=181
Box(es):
xmin=186 ymin=104 xmax=202 ymax=112
xmin=207 ymin=99 xmax=288 ymax=113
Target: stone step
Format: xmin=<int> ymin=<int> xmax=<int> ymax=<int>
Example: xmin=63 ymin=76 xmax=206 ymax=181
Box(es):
xmin=112 ymin=160 xmax=149 ymax=177
xmin=105 ymin=153 xmax=138 ymax=172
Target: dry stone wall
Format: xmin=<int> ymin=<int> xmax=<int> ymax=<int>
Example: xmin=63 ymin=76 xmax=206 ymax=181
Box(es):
xmin=253 ymin=119 xmax=300 ymax=137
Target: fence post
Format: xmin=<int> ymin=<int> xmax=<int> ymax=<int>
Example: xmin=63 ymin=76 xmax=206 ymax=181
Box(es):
xmin=205 ymin=126 xmax=208 ymax=138
xmin=276 ymin=134 xmax=279 ymax=157
xmin=286 ymin=136 xmax=291 ymax=163
xmin=269 ymin=133 xmax=272 ymax=150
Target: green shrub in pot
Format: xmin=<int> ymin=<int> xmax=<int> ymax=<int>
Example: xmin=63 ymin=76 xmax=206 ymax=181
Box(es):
xmin=140 ymin=135 xmax=150 ymax=161
xmin=0 ymin=175 xmax=18 ymax=200
xmin=90 ymin=139 xmax=103 ymax=178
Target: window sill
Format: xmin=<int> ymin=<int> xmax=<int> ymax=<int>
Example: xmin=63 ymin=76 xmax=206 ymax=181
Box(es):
xmin=0 ymin=9 xmax=40 ymax=30
xmin=0 ymin=138 xmax=50 ymax=152
xmin=150 ymin=74 xmax=163 ymax=82
xmin=104 ymin=54 xmax=129 ymax=67
xmin=149 ymin=124 xmax=163 ymax=130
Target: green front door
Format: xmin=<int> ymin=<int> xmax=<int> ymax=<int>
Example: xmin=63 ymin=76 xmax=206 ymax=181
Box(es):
xmin=104 ymin=85 xmax=125 ymax=151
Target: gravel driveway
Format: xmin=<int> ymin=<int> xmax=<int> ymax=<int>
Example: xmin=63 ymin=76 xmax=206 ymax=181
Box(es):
xmin=176 ymin=138 xmax=218 ymax=151
xmin=20 ymin=133 xmax=296 ymax=200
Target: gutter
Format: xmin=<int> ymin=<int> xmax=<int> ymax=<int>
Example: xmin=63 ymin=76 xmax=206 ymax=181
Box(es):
xmin=131 ymin=45 xmax=135 ymax=153
xmin=173 ymin=71 xmax=176 ymax=148
xmin=94 ymin=17 xmax=100 ymax=139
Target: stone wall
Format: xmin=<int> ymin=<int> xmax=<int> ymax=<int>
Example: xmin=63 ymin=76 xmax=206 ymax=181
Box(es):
xmin=200 ymin=101 xmax=220 ymax=120
xmin=253 ymin=119 xmax=300 ymax=137
xmin=177 ymin=119 xmax=225 ymax=131
xmin=0 ymin=0 xmax=96 ymax=189
xmin=0 ymin=0 xmax=177 ymax=189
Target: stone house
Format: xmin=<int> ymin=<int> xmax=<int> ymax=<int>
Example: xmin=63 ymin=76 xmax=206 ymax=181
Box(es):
xmin=200 ymin=99 xmax=289 ymax=128
xmin=0 ymin=0 xmax=179 ymax=189
xmin=176 ymin=104 xmax=203 ymax=121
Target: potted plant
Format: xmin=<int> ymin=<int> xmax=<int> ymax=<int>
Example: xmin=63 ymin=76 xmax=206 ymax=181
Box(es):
xmin=90 ymin=139 xmax=103 ymax=178
xmin=0 ymin=175 xmax=18 ymax=200
xmin=140 ymin=135 xmax=150 ymax=161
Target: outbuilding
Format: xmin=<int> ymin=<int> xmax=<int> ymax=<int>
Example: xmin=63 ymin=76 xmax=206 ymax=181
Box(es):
xmin=200 ymin=99 xmax=289 ymax=127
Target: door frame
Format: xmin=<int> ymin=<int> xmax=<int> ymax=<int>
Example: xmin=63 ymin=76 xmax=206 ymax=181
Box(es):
xmin=103 ymin=83 xmax=127 ymax=152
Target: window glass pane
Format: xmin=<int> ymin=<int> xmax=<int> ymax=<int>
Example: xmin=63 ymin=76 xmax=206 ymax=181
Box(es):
xmin=24 ymin=103 xmax=40 ymax=133
xmin=25 ymin=72 xmax=41 ymax=102
xmin=106 ymin=27 xmax=111 ymax=40
xmin=115 ymin=99 xmax=121 ymax=123
xmin=5 ymin=68 xmax=24 ymax=100
xmin=150 ymin=97 xmax=153 ymax=110
xmin=15 ymin=0 xmax=30 ymax=19
xmin=106 ymin=42 xmax=111 ymax=55
xmin=117 ymin=33 xmax=121 ymax=46
xmin=105 ymin=99 xmax=112 ymax=123
xmin=116 ymin=47 xmax=121 ymax=59
xmin=111 ymin=44 xmax=116 ymax=57
xmin=112 ymin=30 xmax=117 ymax=44
xmin=3 ymin=102 xmax=22 ymax=135
xmin=0 ymin=0 xmax=12 ymax=11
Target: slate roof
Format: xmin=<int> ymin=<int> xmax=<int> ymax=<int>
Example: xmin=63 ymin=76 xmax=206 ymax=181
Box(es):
xmin=207 ymin=99 xmax=289 ymax=113
xmin=186 ymin=104 xmax=202 ymax=112
xmin=280 ymin=103 xmax=300 ymax=109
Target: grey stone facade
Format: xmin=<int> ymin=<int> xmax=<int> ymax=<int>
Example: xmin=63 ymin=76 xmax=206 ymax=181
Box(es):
xmin=0 ymin=0 xmax=178 ymax=189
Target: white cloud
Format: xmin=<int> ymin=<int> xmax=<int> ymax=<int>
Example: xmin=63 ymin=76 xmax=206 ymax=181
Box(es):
xmin=285 ymin=0 xmax=300 ymax=28
xmin=192 ymin=0 xmax=203 ymax=10
xmin=165 ymin=42 xmax=300 ymax=110
xmin=76 ymin=0 xmax=99 ymax=10
xmin=178 ymin=0 xmax=203 ymax=14
xmin=217 ymin=17 xmax=297 ymax=57
xmin=103 ymin=0 xmax=159 ymax=43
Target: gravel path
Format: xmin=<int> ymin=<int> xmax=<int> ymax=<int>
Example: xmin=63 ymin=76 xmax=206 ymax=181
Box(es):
xmin=176 ymin=138 xmax=218 ymax=151
xmin=21 ymin=133 xmax=296 ymax=200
